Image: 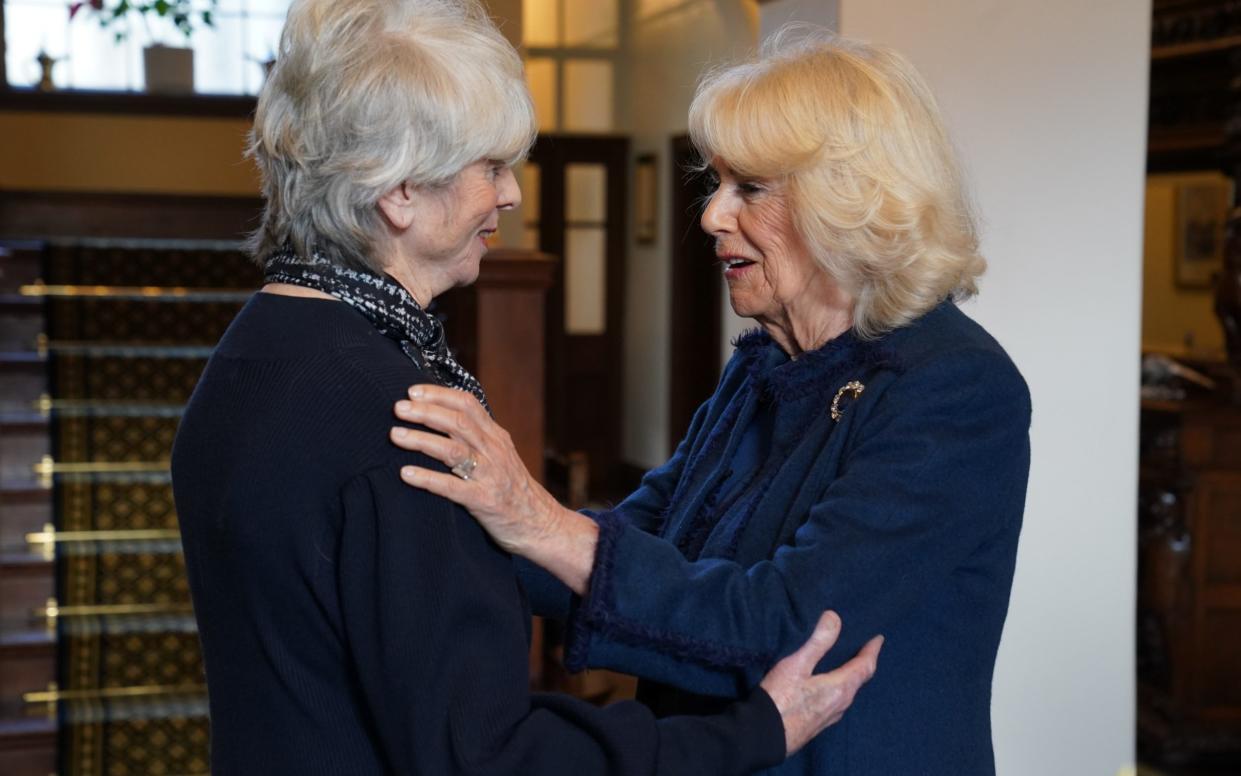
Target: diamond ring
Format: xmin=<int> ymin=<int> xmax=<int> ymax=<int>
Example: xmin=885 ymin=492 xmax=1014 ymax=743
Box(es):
xmin=451 ymin=456 xmax=478 ymax=481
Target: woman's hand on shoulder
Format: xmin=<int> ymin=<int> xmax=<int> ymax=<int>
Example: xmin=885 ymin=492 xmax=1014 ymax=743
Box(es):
xmin=761 ymin=611 xmax=883 ymax=757
xmin=390 ymin=384 xmax=562 ymax=555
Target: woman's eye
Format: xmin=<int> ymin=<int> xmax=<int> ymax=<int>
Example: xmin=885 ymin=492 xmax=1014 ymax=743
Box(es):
xmin=737 ymin=181 xmax=764 ymax=196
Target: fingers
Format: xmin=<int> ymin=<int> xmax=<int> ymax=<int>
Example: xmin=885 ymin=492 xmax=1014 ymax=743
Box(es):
xmin=785 ymin=610 xmax=842 ymax=675
xmin=820 ymin=634 xmax=884 ymax=711
xmin=389 ymin=426 xmax=473 ymax=468
xmin=760 ymin=613 xmax=882 ymax=757
xmin=407 ymin=384 xmax=489 ymax=425
xmin=855 ymin=635 xmax=884 ymax=678
xmin=399 ymin=465 xmax=479 ymax=507
xmin=394 ymin=397 xmax=490 ymax=453
xmin=836 ymin=634 xmax=883 ymax=690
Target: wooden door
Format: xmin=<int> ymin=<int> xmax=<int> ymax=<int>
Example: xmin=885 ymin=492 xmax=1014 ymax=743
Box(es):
xmin=525 ymin=135 xmax=628 ymax=491
xmin=667 ymin=134 xmax=721 ymax=451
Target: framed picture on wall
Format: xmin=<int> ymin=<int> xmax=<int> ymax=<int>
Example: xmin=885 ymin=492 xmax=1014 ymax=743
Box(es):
xmin=634 ymin=153 xmax=657 ymax=245
xmin=1175 ymin=175 xmax=1233 ymax=288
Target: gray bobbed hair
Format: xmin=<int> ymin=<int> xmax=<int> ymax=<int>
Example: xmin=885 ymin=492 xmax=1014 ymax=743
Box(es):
xmin=247 ymin=0 xmax=537 ymax=272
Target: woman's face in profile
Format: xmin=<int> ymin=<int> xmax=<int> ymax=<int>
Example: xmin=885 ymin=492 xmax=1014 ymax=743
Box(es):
xmin=405 ymin=159 xmax=521 ymax=294
xmin=701 ymin=158 xmax=824 ymax=325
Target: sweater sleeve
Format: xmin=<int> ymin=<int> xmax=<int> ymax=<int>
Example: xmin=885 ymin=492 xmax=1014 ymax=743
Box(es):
xmin=336 ymin=462 xmax=786 ymax=775
xmin=563 ymin=348 xmax=1032 ymax=694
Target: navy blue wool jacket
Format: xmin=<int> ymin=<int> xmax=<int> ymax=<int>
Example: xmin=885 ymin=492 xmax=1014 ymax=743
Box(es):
xmin=171 ymin=293 xmax=786 ymax=776
xmin=523 ymin=301 xmax=1031 ymax=775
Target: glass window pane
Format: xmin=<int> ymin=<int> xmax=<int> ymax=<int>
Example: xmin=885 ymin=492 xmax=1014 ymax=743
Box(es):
xmin=565 ymin=227 xmax=607 ymax=335
xmin=66 ymin=12 xmax=148 ymax=91
xmin=5 ymin=0 xmax=293 ymax=94
xmin=563 ymin=59 xmax=612 ymax=132
xmin=248 ymin=0 xmax=291 ymax=15
xmin=244 ymin=14 xmax=285 ymax=92
xmin=522 ymin=163 xmax=542 ymax=223
xmin=525 ymin=57 xmax=558 ymax=132
xmin=7 ymin=1 xmax=75 ymax=90
xmin=193 ymin=17 xmax=244 ymax=95
xmin=565 ymin=0 xmax=617 ymax=48
xmin=566 ymin=163 xmax=606 ymax=223
xmin=523 ymin=0 xmax=559 ymax=47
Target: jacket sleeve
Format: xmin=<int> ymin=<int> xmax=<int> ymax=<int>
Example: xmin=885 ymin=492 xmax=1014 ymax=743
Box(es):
xmin=563 ymin=348 xmax=1032 ymax=695
xmin=601 ymin=360 xmax=735 ymax=532
xmin=336 ymin=462 xmax=786 ymax=775
xmin=516 ymin=377 xmax=725 ymax=619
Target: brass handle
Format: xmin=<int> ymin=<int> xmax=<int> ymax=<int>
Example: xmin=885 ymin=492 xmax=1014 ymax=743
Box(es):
xmin=21 ymin=282 xmax=252 ymax=302
xmin=27 ymin=524 xmax=182 ymax=558
xmin=23 ymin=681 xmax=206 ymax=704
xmin=35 ymin=341 xmax=215 ymax=358
xmin=28 ymin=525 xmax=180 ymax=543
xmin=31 ymin=398 xmax=185 ymax=417
xmin=33 ymin=597 xmax=194 ymax=622
xmin=34 ymin=456 xmax=170 ymax=487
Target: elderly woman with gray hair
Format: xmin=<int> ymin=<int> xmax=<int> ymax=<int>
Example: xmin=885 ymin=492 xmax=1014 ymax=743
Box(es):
xmin=391 ymin=27 xmax=1031 ymax=776
xmin=170 ymin=2 xmax=880 ymax=775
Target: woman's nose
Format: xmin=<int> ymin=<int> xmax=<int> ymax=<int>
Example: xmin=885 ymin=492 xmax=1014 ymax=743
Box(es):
xmin=497 ymin=166 xmax=522 ymax=210
xmin=701 ymin=189 xmax=735 ymax=236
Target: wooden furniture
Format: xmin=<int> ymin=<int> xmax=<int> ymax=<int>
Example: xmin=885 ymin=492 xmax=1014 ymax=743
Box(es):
xmin=1148 ymin=0 xmax=1241 ymax=173
xmin=1141 ymin=6 xmax=1241 ymax=763
xmin=1139 ymin=397 xmax=1241 ymax=761
xmin=439 ymin=248 xmax=557 ymax=484
xmin=433 ymin=248 xmax=559 ymax=690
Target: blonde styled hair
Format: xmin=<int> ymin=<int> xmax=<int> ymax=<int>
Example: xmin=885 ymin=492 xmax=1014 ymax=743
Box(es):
xmin=247 ymin=0 xmax=536 ymax=271
xmin=689 ymin=26 xmax=984 ymax=338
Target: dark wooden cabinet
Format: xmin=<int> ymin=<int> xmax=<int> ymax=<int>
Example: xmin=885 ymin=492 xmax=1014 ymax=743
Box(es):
xmin=438 ymin=248 xmax=557 ymax=484
xmin=1139 ymin=401 xmax=1241 ymax=761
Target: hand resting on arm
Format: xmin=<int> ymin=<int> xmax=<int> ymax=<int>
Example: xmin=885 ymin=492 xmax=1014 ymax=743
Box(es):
xmin=388 ymin=384 xmax=884 ymax=757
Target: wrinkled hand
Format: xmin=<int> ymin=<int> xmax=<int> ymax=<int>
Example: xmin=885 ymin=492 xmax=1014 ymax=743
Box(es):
xmin=761 ymin=612 xmax=883 ymax=757
xmin=391 ymin=384 xmax=563 ymax=556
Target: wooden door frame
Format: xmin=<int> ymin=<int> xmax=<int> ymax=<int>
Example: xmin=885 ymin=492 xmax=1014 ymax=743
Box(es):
xmin=527 ymin=134 xmax=629 ymax=490
xmin=667 ymin=134 xmax=721 ymax=453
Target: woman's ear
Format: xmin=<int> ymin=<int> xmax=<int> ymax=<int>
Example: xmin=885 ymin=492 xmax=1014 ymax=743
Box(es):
xmin=377 ymin=181 xmax=417 ymax=231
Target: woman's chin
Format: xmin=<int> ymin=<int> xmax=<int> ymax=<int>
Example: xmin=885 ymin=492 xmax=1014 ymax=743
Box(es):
xmin=457 ymin=260 xmax=483 ymax=289
xmin=727 ymin=291 xmax=762 ymax=321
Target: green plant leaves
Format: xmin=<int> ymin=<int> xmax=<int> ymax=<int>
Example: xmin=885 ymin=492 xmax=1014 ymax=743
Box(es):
xmin=70 ymin=0 xmax=219 ymax=42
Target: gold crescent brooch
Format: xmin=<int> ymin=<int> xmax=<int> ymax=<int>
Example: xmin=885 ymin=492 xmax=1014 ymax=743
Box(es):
xmin=830 ymin=380 xmax=866 ymax=422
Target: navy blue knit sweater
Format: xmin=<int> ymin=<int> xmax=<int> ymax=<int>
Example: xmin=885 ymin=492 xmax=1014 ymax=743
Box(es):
xmin=171 ymin=293 xmax=785 ymax=775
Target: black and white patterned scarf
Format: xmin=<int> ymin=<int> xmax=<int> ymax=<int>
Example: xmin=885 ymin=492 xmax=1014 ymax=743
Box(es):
xmin=264 ymin=248 xmax=490 ymax=413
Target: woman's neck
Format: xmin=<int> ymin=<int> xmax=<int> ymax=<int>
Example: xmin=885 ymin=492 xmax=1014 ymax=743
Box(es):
xmin=760 ymin=290 xmax=854 ymax=358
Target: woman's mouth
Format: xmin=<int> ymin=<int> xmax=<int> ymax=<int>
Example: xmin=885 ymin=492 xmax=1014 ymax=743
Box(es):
xmin=720 ymin=256 xmax=756 ymax=279
xmin=477 ymin=228 xmax=497 ymax=246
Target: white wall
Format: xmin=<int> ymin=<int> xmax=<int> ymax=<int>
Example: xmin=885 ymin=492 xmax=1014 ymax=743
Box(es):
xmin=833 ymin=2 xmax=1149 ymax=774
xmin=757 ymin=0 xmax=838 ymax=48
xmin=721 ymin=0 xmax=841 ymax=365
xmin=619 ymin=0 xmax=758 ymax=468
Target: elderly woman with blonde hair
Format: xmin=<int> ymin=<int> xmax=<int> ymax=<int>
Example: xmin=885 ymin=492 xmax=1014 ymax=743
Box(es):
xmin=171 ymin=3 xmax=882 ymax=775
xmin=392 ymin=26 xmax=1031 ymax=776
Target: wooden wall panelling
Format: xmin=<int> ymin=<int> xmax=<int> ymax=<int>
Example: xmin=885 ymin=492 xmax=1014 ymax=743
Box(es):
xmin=0 ymin=191 xmax=263 ymax=242
xmin=439 ymin=248 xmax=556 ymax=484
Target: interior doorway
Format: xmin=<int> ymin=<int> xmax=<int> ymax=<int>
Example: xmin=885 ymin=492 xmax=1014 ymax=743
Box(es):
xmin=666 ymin=134 xmax=722 ymax=451
xmin=1137 ymin=2 xmax=1241 ymax=772
xmin=524 ymin=135 xmax=629 ymax=493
